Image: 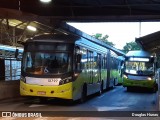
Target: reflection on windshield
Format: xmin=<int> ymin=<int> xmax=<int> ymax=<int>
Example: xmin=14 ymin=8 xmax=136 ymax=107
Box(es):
xmin=125 ymin=61 xmax=154 ymax=75
xmin=22 ymin=52 xmax=71 ymax=75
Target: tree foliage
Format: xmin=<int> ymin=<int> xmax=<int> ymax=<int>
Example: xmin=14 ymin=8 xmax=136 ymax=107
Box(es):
xmin=92 ymin=33 xmax=115 ymax=47
xmin=122 ymin=41 xmax=141 ymax=53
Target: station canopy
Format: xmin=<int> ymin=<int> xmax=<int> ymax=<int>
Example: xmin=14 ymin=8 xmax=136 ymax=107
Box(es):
xmin=1 ymin=0 xmax=160 ymax=21
xmin=136 ymin=31 xmax=160 ymax=54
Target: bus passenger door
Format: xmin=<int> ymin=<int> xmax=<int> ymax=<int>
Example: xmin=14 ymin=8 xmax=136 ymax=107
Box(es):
xmin=88 ymin=51 xmax=93 ymax=84
xmin=101 ymin=55 xmax=107 ymax=86
xmin=97 ymin=54 xmax=101 ymax=82
xmin=106 ymin=50 xmax=111 ymax=88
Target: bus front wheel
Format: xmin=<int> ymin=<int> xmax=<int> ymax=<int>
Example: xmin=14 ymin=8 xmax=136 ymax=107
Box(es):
xmin=39 ymin=97 xmax=47 ymax=103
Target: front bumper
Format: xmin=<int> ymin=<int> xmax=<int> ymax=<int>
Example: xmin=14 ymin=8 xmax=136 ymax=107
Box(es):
xmin=20 ymin=81 xmax=73 ymax=99
xmin=123 ymin=78 xmax=155 ymax=88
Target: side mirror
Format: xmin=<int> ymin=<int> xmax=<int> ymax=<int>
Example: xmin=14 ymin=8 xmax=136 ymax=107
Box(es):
xmin=155 ymin=62 xmax=158 ymax=68
xmin=121 ymin=66 xmax=124 ymax=69
xmin=76 ymin=54 xmax=81 ymax=63
xmin=150 ymin=57 xmax=154 ymax=63
xmin=15 ymin=49 xmax=19 ymax=58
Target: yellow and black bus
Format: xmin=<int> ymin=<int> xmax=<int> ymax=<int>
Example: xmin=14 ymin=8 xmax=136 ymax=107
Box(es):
xmin=123 ymin=50 xmax=158 ymax=92
xmin=20 ymin=33 xmax=123 ymax=102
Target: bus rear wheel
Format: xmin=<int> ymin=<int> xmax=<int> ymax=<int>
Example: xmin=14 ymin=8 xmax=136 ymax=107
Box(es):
xmin=39 ymin=97 xmax=47 ymax=103
xmin=127 ymin=87 xmax=132 ymax=91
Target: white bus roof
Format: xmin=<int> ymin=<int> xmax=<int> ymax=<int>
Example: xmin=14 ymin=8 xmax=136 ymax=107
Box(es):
xmin=126 ymin=50 xmax=152 ymax=58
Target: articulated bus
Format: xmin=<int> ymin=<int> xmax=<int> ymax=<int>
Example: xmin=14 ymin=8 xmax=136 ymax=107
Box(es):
xmin=20 ymin=33 xmax=123 ymax=102
xmin=123 ymin=50 xmax=158 ymax=92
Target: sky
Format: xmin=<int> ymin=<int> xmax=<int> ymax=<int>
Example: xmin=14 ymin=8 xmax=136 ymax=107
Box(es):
xmin=67 ymin=22 xmax=160 ymax=49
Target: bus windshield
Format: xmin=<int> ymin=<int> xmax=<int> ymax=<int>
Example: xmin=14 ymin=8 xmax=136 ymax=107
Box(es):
xmin=22 ymin=52 xmax=71 ymax=75
xmin=125 ymin=61 xmax=154 ymax=76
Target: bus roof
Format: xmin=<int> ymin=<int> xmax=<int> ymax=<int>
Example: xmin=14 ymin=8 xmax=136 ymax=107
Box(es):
xmin=25 ymin=33 xmax=80 ymax=43
xmin=24 ymin=23 xmax=125 ymax=56
xmin=126 ymin=50 xmax=152 ymax=58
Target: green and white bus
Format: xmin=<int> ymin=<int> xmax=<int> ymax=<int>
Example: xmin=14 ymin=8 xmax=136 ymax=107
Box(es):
xmin=123 ymin=50 xmax=158 ymax=92
xmin=117 ymin=56 xmax=125 ymax=85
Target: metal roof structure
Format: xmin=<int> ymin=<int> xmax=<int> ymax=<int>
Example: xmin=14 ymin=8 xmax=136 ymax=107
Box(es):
xmin=0 ymin=18 xmax=56 ymax=58
xmin=1 ymin=0 xmax=160 ymax=21
xmin=136 ymin=31 xmax=160 ymax=54
xmin=1 ymin=0 xmax=160 ymax=57
xmin=0 ymin=19 xmax=125 ymax=58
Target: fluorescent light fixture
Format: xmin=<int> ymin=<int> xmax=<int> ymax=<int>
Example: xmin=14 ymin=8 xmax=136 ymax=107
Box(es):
xmin=129 ymin=57 xmax=149 ymax=62
xmin=0 ymin=44 xmax=24 ymax=52
xmin=27 ymin=26 xmax=37 ymax=31
xmin=40 ymin=0 xmax=52 ymax=3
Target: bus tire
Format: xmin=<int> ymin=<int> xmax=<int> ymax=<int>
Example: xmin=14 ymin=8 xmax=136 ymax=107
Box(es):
xmin=80 ymin=84 xmax=87 ymax=103
xmin=39 ymin=97 xmax=47 ymax=103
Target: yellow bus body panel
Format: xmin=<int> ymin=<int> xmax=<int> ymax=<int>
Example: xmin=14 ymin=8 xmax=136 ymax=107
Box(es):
xmin=20 ymin=81 xmax=73 ymax=99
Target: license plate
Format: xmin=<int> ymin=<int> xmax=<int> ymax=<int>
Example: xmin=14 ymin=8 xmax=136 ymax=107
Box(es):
xmin=37 ymin=91 xmax=46 ymax=95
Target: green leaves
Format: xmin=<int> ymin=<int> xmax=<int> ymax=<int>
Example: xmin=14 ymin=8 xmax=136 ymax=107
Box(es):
xmin=92 ymin=33 xmax=114 ymax=47
xmin=122 ymin=42 xmax=141 ymax=53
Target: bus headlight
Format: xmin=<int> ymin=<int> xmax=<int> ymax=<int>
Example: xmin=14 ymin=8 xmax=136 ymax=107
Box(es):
xmin=59 ymin=77 xmax=72 ymax=85
xmin=147 ymin=77 xmax=152 ymax=81
xmin=123 ymin=75 xmax=128 ymax=79
xmin=20 ymin=76 xmax=26 ymax=83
